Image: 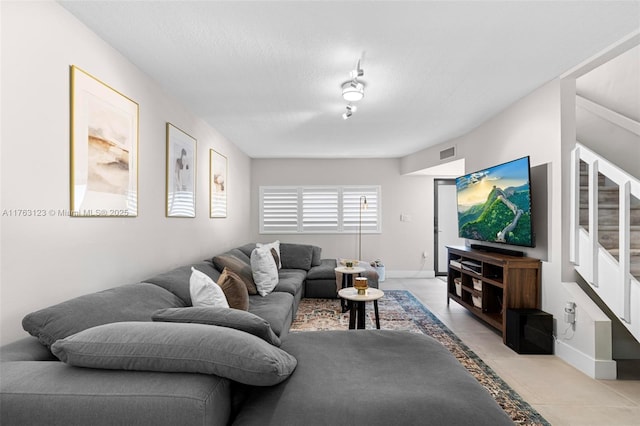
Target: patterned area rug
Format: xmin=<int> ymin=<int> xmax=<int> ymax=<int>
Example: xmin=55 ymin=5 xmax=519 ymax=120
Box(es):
xmin=291 ymin=290 xmax=550 ymax=426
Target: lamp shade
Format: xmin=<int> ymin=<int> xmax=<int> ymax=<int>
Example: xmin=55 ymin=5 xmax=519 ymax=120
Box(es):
xmin=342 ymin=81 xmax=364 ymax=102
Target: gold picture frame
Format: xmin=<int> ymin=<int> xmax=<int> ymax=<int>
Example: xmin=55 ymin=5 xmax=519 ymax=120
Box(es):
xmin=70 ymin=65 xmax=139 ymax=217
xmin=210 ymin=149 xmax=227 ymax=218
xmin=166 ymin=123 xmax=196 ymax=217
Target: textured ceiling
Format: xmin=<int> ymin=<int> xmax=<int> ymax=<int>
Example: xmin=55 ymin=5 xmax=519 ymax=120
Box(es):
xmin=59 ymin=1 xmax=640 ymax=158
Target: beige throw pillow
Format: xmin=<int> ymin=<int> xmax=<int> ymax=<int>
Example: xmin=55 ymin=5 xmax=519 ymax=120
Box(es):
xmin=218 ymin=268 xmax=249 ymax=311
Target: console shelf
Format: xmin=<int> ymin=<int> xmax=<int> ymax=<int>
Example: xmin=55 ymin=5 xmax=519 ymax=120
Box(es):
xmin=446 ymin=246 xmax=541 ymax=343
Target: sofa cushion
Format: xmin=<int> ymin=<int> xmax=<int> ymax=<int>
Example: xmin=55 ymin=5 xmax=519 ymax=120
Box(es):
xmin=51 ymin=322 xmax=296 ymax=386
xmin=152 ymin=307 xmax=280 ymax=346
xmin=236 ymin=243 xmax=257 ymax=259
xmin=306 ymin=259 xmax=338 ymax=280
xmin=231 ymin=331 xmax=513 ymax=426
xmin=0 ymin=337 xmax=57 ymax=362
xmin=0 ymin=360 xmax=231 ymax=426
xmin=279 ymin=243 xmax=314 ymax=271
xmin=212 ymin=254 xmax=257 ymax=295
xmin=248 ymin=292 xmax=294 ymax=337
xmin=219 ymin=248 xmax=252 ymax=265
xmin=251 ymin=247 xmax=279 ymax=297
xmin=190 ymin=267 xmax=229 ymax=308
xmin=143 ymin=261 xmax=220 ymax=305
xmin=218 ymin=268 xmax=250 ymax=311
xmin=22 ymin=283 xmax=185 ymax=348
xmin=311 ymin=245 xmax=322 ymax=266
xmin=275 ymin=269 xmax=306 ymax=297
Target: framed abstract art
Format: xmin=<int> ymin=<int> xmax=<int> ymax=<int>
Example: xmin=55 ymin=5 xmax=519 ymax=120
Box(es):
xmin=210 ymin=149 xmax=227 ymax=218
xmin=70 ymin=65 xmax=139 ymax=217
xmin=166 ymin=123 xmax=196 ymax=217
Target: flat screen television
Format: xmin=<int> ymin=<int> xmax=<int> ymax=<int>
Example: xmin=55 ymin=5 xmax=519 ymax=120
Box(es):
xmin=456 ymin=156 xmax=534 ymax=248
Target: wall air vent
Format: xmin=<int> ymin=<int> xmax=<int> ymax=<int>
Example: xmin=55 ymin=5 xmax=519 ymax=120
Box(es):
xmin=439 ymin=146 xmax=455 ymax=160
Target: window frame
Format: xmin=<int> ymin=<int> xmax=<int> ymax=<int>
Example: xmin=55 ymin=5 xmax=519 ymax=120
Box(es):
xmin=259 ymin=185 xmax=381 ymax=234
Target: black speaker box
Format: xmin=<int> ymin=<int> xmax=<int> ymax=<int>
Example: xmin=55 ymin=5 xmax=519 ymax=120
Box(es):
xmin=506 ymin=309 xmax=553 ymax=354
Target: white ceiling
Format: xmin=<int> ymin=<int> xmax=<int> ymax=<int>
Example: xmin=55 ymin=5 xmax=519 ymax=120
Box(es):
xmin=59 ymin=1 xmax=640 ymax=159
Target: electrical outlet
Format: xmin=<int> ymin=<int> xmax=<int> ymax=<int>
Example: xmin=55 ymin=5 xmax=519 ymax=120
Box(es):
xmin=564 ymin=301 xmax=576 ymax=324
xmin=422 ymin=251 xmax=428 ymax=259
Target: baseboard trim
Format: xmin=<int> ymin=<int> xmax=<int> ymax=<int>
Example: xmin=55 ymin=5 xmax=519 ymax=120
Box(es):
xmin=555 ymin=340 xmax=617 ymax=379
xmin=385 ymin=270 xmax=435 ymax=279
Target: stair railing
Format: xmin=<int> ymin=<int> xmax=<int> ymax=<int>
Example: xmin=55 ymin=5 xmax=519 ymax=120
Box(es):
xmin=570 ymin=142 xmax=640 ymax=324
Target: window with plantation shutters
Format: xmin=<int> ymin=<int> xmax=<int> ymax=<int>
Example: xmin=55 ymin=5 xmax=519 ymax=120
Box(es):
xmin=260 ymin=187 xmax=299 ymax=233
xmin=342 ymin=187 xmax=379 ymax=233
xmin=302 ymin=188 xmax=339 ymax=232
xmin=259 ymin=185 xmax=381 ymax=234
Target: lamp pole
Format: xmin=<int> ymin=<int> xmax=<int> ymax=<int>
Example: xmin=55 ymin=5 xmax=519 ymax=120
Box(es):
xmin=358 ymin=195 xmax=368 ymax=261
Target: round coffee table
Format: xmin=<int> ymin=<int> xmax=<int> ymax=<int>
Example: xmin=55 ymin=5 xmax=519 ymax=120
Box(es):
xmin=335 ymin=266 xmax=366 ymax=312
xmin=338 ymin=287 xmax=384 ymax=330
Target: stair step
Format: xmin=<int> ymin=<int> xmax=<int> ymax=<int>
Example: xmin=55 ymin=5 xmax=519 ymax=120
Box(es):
xmin=580 ymin=205 xmax=640 ymax=226
xmin=579 ymin=187 xmax=620 ymax=204
xmin=607 ymin=248 xmax=640 ymax=256
xmin=599 ymin=227 xmax=640 ymax=249
xmin=604 ymin=249 xmax=640 ymax=277
xmin=579 ymin=173 xmax=607 ymax=186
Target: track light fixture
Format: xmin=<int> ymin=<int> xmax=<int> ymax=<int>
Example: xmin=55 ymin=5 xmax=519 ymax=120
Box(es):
xmin=342 ymin=104 xmax=357 ymax=120
xmin=341 ymin=59 xmax=365 ymax=118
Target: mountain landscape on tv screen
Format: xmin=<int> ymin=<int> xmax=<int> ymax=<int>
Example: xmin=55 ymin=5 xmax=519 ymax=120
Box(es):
xmin=458 ymin=183 xmax=532 ymax=246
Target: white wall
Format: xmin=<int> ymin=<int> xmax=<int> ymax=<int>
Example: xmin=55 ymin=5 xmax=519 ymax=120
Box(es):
xmin=0 ymin=1 xmax=252 ymax=344
xmin=401 ymin=80 xmax=616 ymax=377
xmin=576 ymin=45 xmax=640 ymax=178
xmin=250 ymin=158 xmax=433 ymax=275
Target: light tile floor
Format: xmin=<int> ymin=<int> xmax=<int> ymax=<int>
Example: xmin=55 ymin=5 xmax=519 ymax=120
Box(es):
xmin=379 ymin=278 xmax=640 ymax=426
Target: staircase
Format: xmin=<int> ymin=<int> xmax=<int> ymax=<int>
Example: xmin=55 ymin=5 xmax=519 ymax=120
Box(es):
xmin=570 ymin=143 xmax=640 ymax=342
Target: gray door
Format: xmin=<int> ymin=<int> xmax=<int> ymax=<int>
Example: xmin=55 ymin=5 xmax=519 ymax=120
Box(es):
xmin=434 ymin=179 xmax=465 ymax=275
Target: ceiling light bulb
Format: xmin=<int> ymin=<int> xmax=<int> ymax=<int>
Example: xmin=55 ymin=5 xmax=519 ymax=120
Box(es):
xmin=346 ymin=104 xmax=357 ymax=113
xmin=342 ymin=81 xmax=364 ymax=102
xmin=342 ymin=110 xmax=352 ymax=120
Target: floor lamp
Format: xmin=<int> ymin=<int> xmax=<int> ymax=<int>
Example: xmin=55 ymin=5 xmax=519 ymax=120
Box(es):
xmin=358 ymin=195 xmax=368 ymax=261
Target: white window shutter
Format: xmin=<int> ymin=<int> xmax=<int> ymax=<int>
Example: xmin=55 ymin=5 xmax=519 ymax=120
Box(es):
xmin=343 ymin=187 xmax=380 ymax=233
xmin=302 ymin=188 xmax=339 ymax=232
xmin=260 ymin=187 xmax=299 ymax=233
xmin=259 ymin=185 xmax=380 ymax=234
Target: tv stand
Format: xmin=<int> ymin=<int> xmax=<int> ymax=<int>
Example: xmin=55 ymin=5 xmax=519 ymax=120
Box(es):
xmin=446 ymin=246 xmax=542 ymax=344
xmin=470 ymin=244 xmax=524 ymax=257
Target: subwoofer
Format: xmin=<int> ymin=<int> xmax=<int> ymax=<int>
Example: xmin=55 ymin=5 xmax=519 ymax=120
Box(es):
xmin=506 ymin=309 xmax=553 ymax=354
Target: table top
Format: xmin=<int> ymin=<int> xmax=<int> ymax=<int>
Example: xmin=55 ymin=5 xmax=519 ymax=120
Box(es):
xmin=335 ymin=266 xmax=366 ymax=274
xmin=338 ymin=287 xmax=384 ymax=302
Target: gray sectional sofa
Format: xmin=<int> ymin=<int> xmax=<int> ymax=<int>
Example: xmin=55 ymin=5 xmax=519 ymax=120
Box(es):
xmin=0 ymin=242 xmax=512 ymax=426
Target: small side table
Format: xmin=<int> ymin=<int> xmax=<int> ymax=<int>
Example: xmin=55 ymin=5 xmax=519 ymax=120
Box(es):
xmin=338 ymin=287 xmax=384 ymax=330
xmin=335 ymin=266 xmax=366 ymax=312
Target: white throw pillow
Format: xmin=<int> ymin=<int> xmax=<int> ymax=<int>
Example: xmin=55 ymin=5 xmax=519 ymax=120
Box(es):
xmin=190 ymin=267 xmax=229 ymax=308
xmin=251 ymin=247 xmax=279 ymax=297
xmin=256 ymin=240 xmax=281 ymax=269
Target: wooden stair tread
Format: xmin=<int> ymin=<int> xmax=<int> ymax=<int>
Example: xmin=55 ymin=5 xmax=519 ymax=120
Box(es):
xmin=607 ymin=248 xmax=640 ymax=256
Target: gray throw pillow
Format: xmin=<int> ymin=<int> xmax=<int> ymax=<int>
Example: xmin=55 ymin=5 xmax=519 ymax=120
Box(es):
xmin=143 ymin=261 xmax=221 ymax=305
xmin=212 ymin=254 xmax=257 ymax=295
xmin=51 ymin=322 xmax=296 ymax=386
xmin=22 ymin=284 xmax=185 ymax=348
xmin=152 ymin=307 xmax=280 ymax=346
xmin=279 ymin=243 xmax=314 ymax=270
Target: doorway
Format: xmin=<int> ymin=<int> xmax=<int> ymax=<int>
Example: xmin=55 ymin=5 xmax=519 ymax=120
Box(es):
xmin=434 ymin=179 xmax=465 ymax=275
